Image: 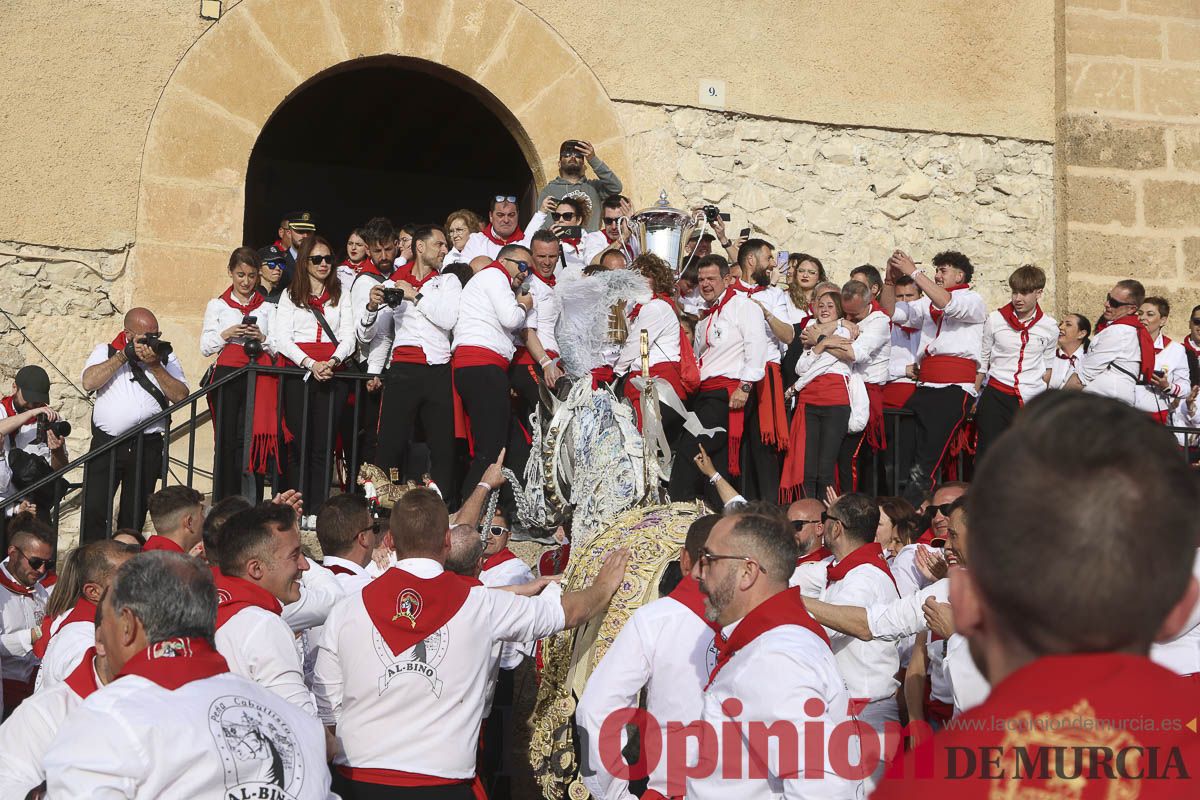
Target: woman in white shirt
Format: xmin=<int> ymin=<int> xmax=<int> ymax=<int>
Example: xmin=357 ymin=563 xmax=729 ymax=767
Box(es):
xmin=780 ymin=290 xmax=852 ymax=501
xmin=337 ymin=228 xmax=371 ymax=291
xmin=444 ymin=209 xmax=482 ymax=266
xmin=199 ymin=247 xmax=276 ymax=501
xmin=1048 ymin=313 xmax=1090 ymax=390
xmin=269 ymin=236 xmax=356 ymax=508
xmin=783 ymin=253 xmax=827 ymax=323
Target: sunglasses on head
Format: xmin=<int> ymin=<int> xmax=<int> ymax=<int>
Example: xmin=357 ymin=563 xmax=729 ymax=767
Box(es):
xmin=308 ymin=254 xmax=334 ymax=265
xmin=494 ymin=195 xmax=517 ymax=203
xmin=821 ymin=512 xmax=842 ymax=525
xmin=1105 ymin=294 xmax=1133 ymax=308
xmin=551 ymin=211 xmax=577 ymax=221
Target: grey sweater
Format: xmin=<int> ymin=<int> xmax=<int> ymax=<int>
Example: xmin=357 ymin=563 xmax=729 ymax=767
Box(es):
xmin=535 ymin=158 xmax=624 ymax=230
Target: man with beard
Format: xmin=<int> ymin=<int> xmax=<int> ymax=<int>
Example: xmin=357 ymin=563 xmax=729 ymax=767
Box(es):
xmin=0 ymin=522 xmax=53 ymax=716
xmin=687 ymin=510 xmax=861 ymax=799
xmin=1067 ymin=278 xmax=1155 ymax=408
xmin=460 ymin=196 xmax=549 ymax=264
xmin=535 ymin=139 xmax=624 ymax=230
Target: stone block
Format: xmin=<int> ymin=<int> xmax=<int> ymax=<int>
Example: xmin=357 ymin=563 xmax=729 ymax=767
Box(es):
xmin=1066 ymin=60 xmax=1136 ymax=112
xmin=993 ymin=174 xmax=1041 ymax=197
xmin=1167 ymin=21 xmax=1200 ymax=61
xmin=872 ymin=175 xmax=904 ymax=198
xmin=879 ymin=199 xmax=914 ymax=220
xmin=731 ymin=182 xmax=771 ymax=213
xmin=1184 ymin=237 xmax=1200 ymax=280
xmin=1173 ymin=127 xmax=1200 ymax=170
xmin=1140 ymin=67 xmax=1200 ymax=117
xmin=1144 ymin=179 xmax=1200 ymax=228
xmin=677 ymin=151 xmax=712 ymax=183
xmin=897 ymin=174 xmax=934 ymax=201
xmin=819 ymin=140 xmax=856 ymax=166
xmin=1067 ymin=229 xmax=1177 ymax=277
xmin=142 ymin=88 xmax=256 ymax=185
xmin=246 ymin=0 xmax=350 ymax=79
xmin=908 ymin=147 xmax=933 ymax=169
xmin=1065 ymin=11 xmax=1163 ymax=59
xmin=1063 ymin=116 xmax=1166 ymax=170
xmin=139 ymin=181 xmax=244 ymax=248
xmin=1067 ymin=0 xmax=1122 ymax=9
xmin=1130 ymin=0 xmax=1200 ymax=19
xmin=956 ymin=139 xmax=1006 ymax=174
xmin=1066 ymin=174 xmax=1136 ymax=225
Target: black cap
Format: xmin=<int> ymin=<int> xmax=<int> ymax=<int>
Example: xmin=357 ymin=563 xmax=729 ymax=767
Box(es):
xmin=15 ymin=366 xmax=50 ymax=406
xmin=285 ymin=211 xmax=316 ymax=232
xmin=257 ymin=245 xmax=287 ymax=267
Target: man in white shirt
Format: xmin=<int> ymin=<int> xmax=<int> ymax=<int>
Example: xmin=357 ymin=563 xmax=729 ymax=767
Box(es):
xmin=313 ymin=487 xmax=628 ymax=799
xmin=79 ymin=307 xmax=189 ymax=541
xmin=669 ymin=255 xmax=769 ymax=504
xmin=0 ymin=366 xmax=69 ymax=520
xmin=688 ymin=509 xmax=861 ymax=799
xmin=881 ymin=251 xmax=986 ymax=505
xmin=366 ymin=225 xmax=461 ymax=503
xmin=213 ymin=503 xmax=317 ymax=715
xmin=142 ymin=484 xmax=205 ymax=554
xmin=460 ymin=195 xmax=547 ymax=264
xmin=577 ymin=514 xmax=721 ymax=800
xmin=34 ymin=539 xmax=136 ymax=693
xmin=582 ymin=195 xmax=639 ymax=266
xmin=975 ymin=265 xmax=1058 ymax=458
xmin=44 ymin=551 xmax=332 ymax=799
xmin=316 ymin=494 xmax=383 ymax=593
xmin=0 ymin=524 xmax=53 ymax=716
xmin=452 ymin=244 xmax=535 ymax=496
xmin=1069 ymin=278 xmax=1153 ymax=406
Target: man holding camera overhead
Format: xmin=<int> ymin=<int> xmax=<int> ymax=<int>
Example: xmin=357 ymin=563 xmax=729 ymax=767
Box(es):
xmin=535 ymin=139 xmax=624 ymax=231
xmin=0 ymin=366 xmax=69 ymax=521
xmin=80 ymin=308 xmax=188 ymax=542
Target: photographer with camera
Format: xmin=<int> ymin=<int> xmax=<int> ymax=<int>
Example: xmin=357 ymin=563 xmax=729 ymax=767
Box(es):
xmin=535 ymin=139 xmax=624 ymax=230
xmin=0 ymin=367 xmax=69 ymax=522
xmin=200 ymin=247 xmax=279 ymax=502
xmin=80 ymin=308 xmax=188 ymax=541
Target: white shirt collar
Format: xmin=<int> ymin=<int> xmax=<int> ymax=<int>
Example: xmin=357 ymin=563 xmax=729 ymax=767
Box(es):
xmin=394 ymin=557 xmax=444 ymax=579
xmin=322 ymin=555 xmax=369 ymax=576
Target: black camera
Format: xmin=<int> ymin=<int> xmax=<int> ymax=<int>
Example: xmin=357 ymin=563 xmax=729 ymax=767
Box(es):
xmin=381 ymin=287 xmax=406 ymax=308
xmin=125 ymin=332 xmax=173 ymax=363
xmin=703 ymin=205 xmax=731 ymax=223
xmin=36 ymin=414 xmax=71 ymax=441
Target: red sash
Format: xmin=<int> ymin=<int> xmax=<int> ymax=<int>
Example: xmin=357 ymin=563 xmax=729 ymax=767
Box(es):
xmin=756 ymin=361 xmax=789 ymax=450
xmin=827 ymin=541 xmax=898 ymax=591
xmin=214 ymin=572 xmax=283 ymax=629
xmin=32 ymin=597 xmax=96 ymax=659
xmin=668 ymin=575 xmax=722 ymax=634
xmin=1095 ymin=313 xmax=1156 ymax=383
xmin=699 ymin=376 xmax=745 ymax=476
xmin=797 ymin=546 xmax=832 ymax=566
xmin=591 ymin=365 xmax=616 ymax=389
xmin=337 ymin=766 xmax=473 ymax=790
xmin=706 ymin=588 xmax=830 ymax=689
xmin=362 ymin=568 xmax=474 ymax=657
xmin=883 ymin=381 xmax=916 ymax=409
xmin=392 ymin=345 xmax=430 ymax=365
xmin=481 ymin=548 xmax=519 ymax=572
xmin=481 ymin=224 xmax=525 ymax=247
xmin=143 ymin=534 xmax=184 ymax=553
xmin=212 ymin=290 xmax=281 ymax=472
xmin=117 ymin=636 xmax=230 ymax=690
xmin=624 ymin=361 xmax=688 ymax=429
xmin=779 ymin=374 xmax=850 ymax=502
xmin=864 ymin=382 xmax=886 ymax=451
xmin=64 ymin=647 xmax=101 ymax=699
xmin=918 ymin=354 xmax=977 ymax=384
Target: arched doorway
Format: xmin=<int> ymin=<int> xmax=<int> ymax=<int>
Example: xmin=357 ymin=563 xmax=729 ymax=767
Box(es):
xmin=244 ymin=58 xmax=536 ymax=250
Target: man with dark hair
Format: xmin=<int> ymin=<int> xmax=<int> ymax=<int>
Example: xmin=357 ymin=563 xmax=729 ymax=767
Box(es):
xmin=213 ymin=503 xmax=316 ymax=714
xmin=0 ymin=365 xmax=69 ymax=522
xmin=460 ymin=195 xmax=548 ymax=263
xmin=1070 ymin=278 xmax=1155 ymax=407
xmin=43 ymin=551 xmax=330 ymax=798
xmin=200 ymin=494 xmax=251 ymax=565
xmin=850 ymin=263 xmax=884 ymax=300
xmin=316 ymin=494 xmax=382 ymax=592
xmin=312 ymin=487 xmax=628 ymax=798
xmin=583 ymin=194 xmax=638 ymax=265
xmin=144 ymin=485 xmax=205 ymax=554
xmin=975 ymin=264 xmax=1058 ymax=458
xmin=536 ymin=140 xmax=624 ymax=230
xmin=366 ymin=224 xmax=462 ymax=502
xmin=876 ymin=391 xmax=1200 ymax=796
xmin=688 ymin=511 xmax=858 ymax=797
xmin=0 ymin=523 xmax=53 ymax=716
xmin=34 ymin=539 xmax=136 ymax=692
xmin=816 ymin=492 xmax=900 ymax=788
xmin=578 ymin=514 xmax=722 ymax=800
xmin=882 ymin=250 xmax=986 ymax=504
xmin=670 ymin=254 xmax=769 ymax=504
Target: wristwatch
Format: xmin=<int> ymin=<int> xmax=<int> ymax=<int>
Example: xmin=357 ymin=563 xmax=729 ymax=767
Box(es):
xmin=414 ymin=292 xmax=424 ymax=305
xmin=739 ymin=381 xmax=753 ymax=393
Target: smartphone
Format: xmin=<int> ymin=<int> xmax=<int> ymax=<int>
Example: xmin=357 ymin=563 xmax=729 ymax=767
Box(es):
xmin=776 ymin=251 xmax=790 ymax=271
xmin=242 ymin=315 xmax=257 ymax=325
xmin=739 ymin=227 xmax=752 ymax=239
xmin=560 ymin=225 xmax=583 ymax=240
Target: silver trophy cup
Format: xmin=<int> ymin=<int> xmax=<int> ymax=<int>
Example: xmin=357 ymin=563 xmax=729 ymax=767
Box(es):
xmin=630 ymin=190 xmax=697 ymax=272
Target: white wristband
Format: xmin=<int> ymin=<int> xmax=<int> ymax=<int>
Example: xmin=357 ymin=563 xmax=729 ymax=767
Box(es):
xmin=910 ymin=268 xmax=925 ymax=280
xmin=477 ymin=482 xmax=492 ymax=491
xmin=539 ymin=357 xmax=552 ymax=367
xmin=708 ymin=472 xmax=722 ymax=485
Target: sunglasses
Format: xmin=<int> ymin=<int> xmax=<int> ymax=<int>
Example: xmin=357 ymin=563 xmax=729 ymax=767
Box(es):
xmin=560 ymin=151 xmax=583 ymax=159
xmin=1105 ymin=294 xmax=1133 ymax=308
xmin=263 ymin=260 xmax=284 ymax=270
xmin=357 ymin=521 xmax=383 ymax=537
xmin=931 ymin=502 xmax=955 ymax=517
xmin=17 ymin=548 xmax=52 ymax=572
xmin=502 ymin=257 xmax=530 ymax=273
xmin=821 ymin=512 xmax=843 ymax=525
xmin=699 ymin=547 xmax=767 ymax=574
xmin=551 ymin=212 xmax=577 ymax=221
xmin=603 ymin=217 xmax=622 ymax=225
xmin=791 ymin=518 xmax=821 ymax=530
xmin=494 ymin=195 xmax=517 ymax=203
xmin=486 ymin=525 xmax=509 ymax=538
xmin=308 ymin=254 xmax=334 ymax=265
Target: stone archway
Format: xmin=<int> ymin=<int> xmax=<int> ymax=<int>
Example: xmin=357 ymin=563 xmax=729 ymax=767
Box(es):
xmin=133 ymin=0 xmax=630 ymax=378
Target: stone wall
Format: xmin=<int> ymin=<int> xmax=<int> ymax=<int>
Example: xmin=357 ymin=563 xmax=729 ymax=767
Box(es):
xmin=1063 ymin=0 xmax=1200 ymax=337
xmin=619 ymin=103 xmax=1056 ymax=311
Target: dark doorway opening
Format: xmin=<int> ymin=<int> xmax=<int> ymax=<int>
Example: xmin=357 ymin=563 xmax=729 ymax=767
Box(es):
xmin=244 ymin=58 xmax=536 ymax=253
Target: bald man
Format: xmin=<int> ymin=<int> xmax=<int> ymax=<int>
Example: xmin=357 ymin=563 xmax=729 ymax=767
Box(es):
xmin=80 ymin=308 xmax=189 ymax=541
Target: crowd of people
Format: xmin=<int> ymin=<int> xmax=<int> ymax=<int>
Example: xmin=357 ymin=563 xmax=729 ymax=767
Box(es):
xmin=0 ymin=138 xmax=1198 ymax=798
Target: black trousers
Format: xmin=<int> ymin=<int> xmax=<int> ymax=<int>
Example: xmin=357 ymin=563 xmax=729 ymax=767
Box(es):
xmin=455 ymin=364 xmax=511 ymax=496
xmin=81 ymin=425 xmax=163 ymax=543
xmin=507 ymin=362 xmax=543 ymax=480
xmin=740 ymin=402 xmax=781 ymax=502
xmin=209 ymin=366 xmax=266 ymax=503
xmin=376 ymin=362 xmax=456 ymax=504
xmin=974 ymin=383 xmax=1020 ymax=462
xmin=282 ymin=372 xmax=349 ymax=509
xmin=901 ymin=386 xmax=971 ymax=505
xmin=836 ymin=430 xmax=870 ymax=494
xmin=803 ymin=404 xmax=850 ymax=499
xmin=479 ymin=666 xmax=516 ymax=799
xmin=330 ymin=774 xmax=476 ymax=800
xmin=669 ymin=388 xmax=755 ymax=504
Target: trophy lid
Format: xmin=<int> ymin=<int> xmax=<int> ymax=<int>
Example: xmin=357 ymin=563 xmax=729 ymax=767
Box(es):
xmin=632 ymin=190 xmax=692 ymax=227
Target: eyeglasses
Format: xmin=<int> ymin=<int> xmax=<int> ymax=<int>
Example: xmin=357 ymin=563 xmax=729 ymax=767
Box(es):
xmin=551 ymin=212 xmax=577 ymax=221
xmin=698 ymin=547 xmax=767 ymax=574
xmin=494 ymin=195 xmax=517 ymax=203
xmin=308 ymin=254 xmax=334 ymax=265
xmin=16 ymin=548 xmax=52 ymax=572
xmin=502 ymin=257 xmax=530 ymax=273
xmin=603 ymin=216 xmax=622 ymax=226
xmin=1105 ymin=294 xmax=1133 ymax=308
xmin=486 ymin=525 xmax=509 ymax=538
xmin=791 ymin=519 xmax=821 ymax=530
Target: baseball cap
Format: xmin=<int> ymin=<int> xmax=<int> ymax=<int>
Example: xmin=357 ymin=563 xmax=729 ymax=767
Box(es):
xmin=285 ymin=211 xmax=316 ymax=232
xmin=257 ymin=245 xmax=287 ymax=267
xmin=687 ymin=230 xmax=717 ymax=243
xmin=15 ymin=366 xmax=50 ymax=406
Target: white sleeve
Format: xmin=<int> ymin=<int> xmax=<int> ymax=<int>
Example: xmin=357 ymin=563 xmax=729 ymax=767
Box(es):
xmin=1079 ymin=328 xmax=1122 ymax=384
xmin=737 ymin=300 xmax=768 ymax=384
xmin=245 ymin=614 xmax=318 ymax=716
xmin=0 ymin=627 xmax=33 ymax=659
xmin=577 ymin=613 xmax=653 ymax=800
xmin=890 ymin=300 xmax=918 ymax=327
xmin=270 ymin=296 xmax=309 ymax=368
xmin=484 ymin=583 xmax=567 ymax=644
xmin=352 ymin=276 xmax=381 ymax=344
xmin=257 ymin=303 xmax=277 ymax=356
xmin=311 ymin=603 xmax=346 ymax=726
xmin=1168 ymin=348 xmax=1190 ymax=398
xmin=979 ymin=316 xmax=995 ymax=375
xmin=44 ymin=702 xmax=145 ymax=798
xmin=332 ymin=301 xmax=357 ymax=364
xmin=365 ymin=311 xmax=395 ymax=375
xmin=867 ymin=580 xmax=948 ymax=641
xmin=419 ymin=278 xmax=462 ymax=331
xmin=788 ymin=561 xmax=828 ymax=598
xmin=520 ymin=212 xmax=549 ymax=247
xmin=281 ymin=564 xmax=345 ymax=633
xmin=943 ymin=290 xmax=987 ymax=323
xmin=851 ymin=315 xmax=890 ymax=366
xmin=0 ymin=692 xmax=62 ymax=796
xmin=200 ymin=299 xmax=227 ymax=357
xmin=490 ymin=273 xmax=528 ymax=332
xmin=460 ymin=234 xmax=487 ymax=264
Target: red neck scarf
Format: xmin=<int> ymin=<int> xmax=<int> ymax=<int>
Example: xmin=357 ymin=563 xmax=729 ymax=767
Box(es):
xmin=700 ymin=287 xmax=738 ymax=319
xmin=307 ymin=290 xmax=331 ymax=313
xmin=706 ymin=588 xmax=830 ymax=689
xmin=110 ymin=331 xmax=128 ymax=351
xmin=827 ymin=542 xmax=897 ymax=590
xmin=481 ymin=548 xmax=519 ymax=572
xmin=324 ymin=561 xmax=358 ymax=577
xmin=391 ymin=262 xmax=439 ymax=290
xmin=629 ymin=293 xmax=673 ymax=322
xmin=797 ymin=546 xmax=832 ymax=565
xmin=733 ymin=280 xmax=765 ymax=295
xmin=481 ymin=224 xmax=525 ymax=247
xmin=1155 ymin=334 xmax=1172 ymax=354
xmin=481 ymin=261 xmax=514 ymax=284
xmin=530 ymin=270 xmax=557 ymax=288
xmin=64 ymin=647 xmax=102 ymax=699
xmin=0 ymin=394 xmax=19 ymax=446
xmin=0 ymin=564 xmax=35 ymax=597
xmin=219 ymin=286 xmax=265 ymax=314
xmin=561 ymin=237 xmax=581 ymax=249
xmin=355 ymin=258 xmax=388 ymax=279
xmin=143 ymin=534 xmax=185 ymax=553
xmin=869 ymin=299 xmax=885 ymax=316
xmin=1056 ymin=348 xmax=1080 ymax=367
xmin=117 ymin=637 xmax=229 ymax=690
xmin=929 ymin=284 xmax=970 ymax=326
xmin=892 ymin=321 xmax=919 ymax=335
xmin=33 ymin=597 xmax=96 ymax=659
xmin=214 ymin=572 xmax=283 ymax=629
xmin=1095 ymin=313 xmax=1156 ymax=382
xmin=998 ymin=302 xmax=1043 ymax=337
xmin=362 ymin=567 xmax=474 ymax=657
xmin=667 ymin=575 xmax=721 ymax=633
xmin=1184 ymin=336 xmax=1200 ymax=358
